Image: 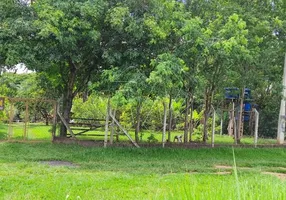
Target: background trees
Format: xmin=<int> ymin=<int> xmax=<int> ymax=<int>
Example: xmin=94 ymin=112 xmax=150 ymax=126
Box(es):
xmin=1 ymin=0 xmax=285 ymax=141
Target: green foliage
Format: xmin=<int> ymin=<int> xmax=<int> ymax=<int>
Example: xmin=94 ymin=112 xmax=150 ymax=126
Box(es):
xmin=148 ymin=53 xmax=186 ymax=97
xmin=72 ymin=94 xmax=106 ymax=120
xmin=1 ymin=143 xmax=286 ymax=199
xmin=146 ymin=133 xmax=158 ymax=143
xmin=1 ymin=0 xmax=286 ymax=138
xmin=0 ymin=0 xmax=34 ymax=67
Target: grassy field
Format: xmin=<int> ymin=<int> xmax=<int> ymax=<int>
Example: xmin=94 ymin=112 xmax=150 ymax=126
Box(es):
xmin=0 ymin=122 xmax=52 ymax=140
xmin=0 ymin=122 xmax=277 ymax=147
xmin=0 ymin=142 xmax=286 ymax=199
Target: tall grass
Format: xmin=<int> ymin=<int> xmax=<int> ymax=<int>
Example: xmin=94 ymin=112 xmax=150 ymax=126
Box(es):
xmin=169 ymin=173 xmax=286 ymax=200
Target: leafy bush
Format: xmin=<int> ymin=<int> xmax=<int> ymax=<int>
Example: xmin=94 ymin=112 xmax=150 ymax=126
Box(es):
xmin=147 ymin=134 xmax=158 ymax=143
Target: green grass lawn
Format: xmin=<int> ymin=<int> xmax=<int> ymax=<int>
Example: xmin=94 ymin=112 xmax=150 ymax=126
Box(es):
xmin=1 ymin=142 xmax=286 ymax=199
xmin=0 ymin=122 xmax=52 ymax=140
xmin=0 ymin=122 xmax=278 ymax=146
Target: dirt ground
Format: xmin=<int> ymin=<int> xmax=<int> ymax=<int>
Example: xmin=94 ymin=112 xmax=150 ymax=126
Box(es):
xmin=52 ymin=137 xmax=286 ymax=148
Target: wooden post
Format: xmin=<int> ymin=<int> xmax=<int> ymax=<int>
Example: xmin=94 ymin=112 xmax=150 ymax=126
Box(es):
xmin=110 ymin=109 xmax=116 ymax=145
xmin=211 ymin=106 xmax=216 ymax=148
xmin=233 ymin=101 xmax=238 ymax=145
xmin=57 ymin=110 xmax=75 ymax=138
xmin=104 ymin=97 xmax=110 ymax=148
xmin=8 ymin=103 xmax=14 ymax=140
xmin=237 ymin=87 xmax=245 ymax=143
xmin=24 ymin=101 xmax=29 ymax=140
xmin=277 ymin=53 xmax=286 ymax=144
xmin=254 ymin=109 xmax=259 ymax=148
xmin=183 ymin=96 xmax=190 ymax=143
xmin=162 ymin=101 xmax=167 ymax=148
xmin=109 ymin=111 xmax=139 ymax=148
xmin=220 ymin=111 xmax=223 ymax=136
xmin=167 ymin=95 xmax=173 ymax=143
xmin=189 ymin=98 xmax=194 ymax=142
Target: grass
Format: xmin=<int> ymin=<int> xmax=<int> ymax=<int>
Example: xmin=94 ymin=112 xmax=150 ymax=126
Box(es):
xmin=0 ymin=122 xmax=52 ymax=140
xmin=0 ymin=122 xmax=278 ymax=146
xmin=0 ymin=142 xmax=286 ymax=199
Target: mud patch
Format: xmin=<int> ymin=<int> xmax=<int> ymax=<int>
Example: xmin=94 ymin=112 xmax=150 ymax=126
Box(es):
xmin=40 ymin=160 xmax=79 ymax=167
xmin=215 ymin=171 xmax=231 ymax=175
xmin=215 ymin=165 xmax=232 ymax=169
xmin=215 ymin=165 xmax=251 ymax=170
xmin=262 ymin=172 xmax=286 ymax=180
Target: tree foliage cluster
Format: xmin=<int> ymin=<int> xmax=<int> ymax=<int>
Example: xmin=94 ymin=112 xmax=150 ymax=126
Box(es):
xmin=1 ymin=0 xmax=286 ymax=142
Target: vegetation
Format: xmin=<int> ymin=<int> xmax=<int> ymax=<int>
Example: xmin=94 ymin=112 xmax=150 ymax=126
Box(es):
xmin=0 ymin=142 xmax=286 ymax=199
xmin=1 ymin=1 xmax=286 ymax=199
xmin=1 ymin=0 xmax=286 ymax=142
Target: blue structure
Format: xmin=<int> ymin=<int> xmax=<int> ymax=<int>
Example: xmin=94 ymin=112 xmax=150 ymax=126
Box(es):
xmin=224 ymin=87 xmax=251 ymax=100
xmin=224 ymin=87 xmax=239 ymax=99
xmin=244 ymin=88 xmax=251 ymax=99
xmin=224 ymin=88 xmax=254 ymax=122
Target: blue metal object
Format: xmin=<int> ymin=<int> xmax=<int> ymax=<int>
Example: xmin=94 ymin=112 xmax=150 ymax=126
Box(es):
xmin=244 ymin=115 xmax=250 ymax=122
xmin=224 ymin=88 xmax=252 ymax=100
xmin=225 ymin=88 xmax=254 ymax=122
xmin=244 ymin=88 xmax=251 ymax=99
xmin=244 ymin=102 xmax=251 ymax=112
xmin=224 ymin=87 xmax=239 ymax=99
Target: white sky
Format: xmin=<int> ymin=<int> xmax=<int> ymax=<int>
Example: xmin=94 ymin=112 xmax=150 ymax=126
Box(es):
xmin=3 ymin=63 xmax=34 ymax=74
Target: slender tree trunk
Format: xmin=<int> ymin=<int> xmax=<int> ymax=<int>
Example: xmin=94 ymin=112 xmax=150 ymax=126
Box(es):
xmin=167 ymin=95 xmax=173 ymax=143
xmin=82 ymin=90 xmax=88 ymax=102
xmin=135 ymin=102 xmax=142 ymax=143
xmin=45 ymin=115 xmax=49 ymax=126
xmin=184 ymin=95 xmax=190 ymax=143
xmin=203 ymin=90 xmax=211 ymax=143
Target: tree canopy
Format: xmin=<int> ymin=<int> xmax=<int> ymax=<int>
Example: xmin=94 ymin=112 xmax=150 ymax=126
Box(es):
xmin=1 ymin=0 xmax=285 ymax=140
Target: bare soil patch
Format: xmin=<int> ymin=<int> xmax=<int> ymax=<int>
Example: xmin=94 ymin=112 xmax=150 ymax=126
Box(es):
xmin=51 ymin=137 xmax=286 ymax=148
xmin=215 ymin=165 xmax=233 ymax=169
xmin=215 ymin=171 xmax=232 ymax=175
xmin=40 ymin=160 xmax=79 ymax=167
xmin=262 ymin=172 xmax=286 ymax=180
xmin=214 ymin=165 xmax=252 ymax=170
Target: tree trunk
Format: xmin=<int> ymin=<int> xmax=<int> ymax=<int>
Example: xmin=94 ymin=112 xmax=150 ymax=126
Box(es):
xmin=45 ymin=115 xmax=49 ymax=126
xmin=203 ymin=90 xmax=212 ymax=143
xmin=167 ymin=95 xmax=172 ymax=143
xmin=135 ymin=102 xmax=142 ymax=143
xmin=184 ymin=95 xmax=190 ymax=143
xmin=59 ymin=63 xmax=77 ymax=137
xmin=59 ymin=94 xmax=73 ymax=137
xmin=82 ymin=90 xmax=88 ymax=103
xmin=211 ymin=107 xmax=216 ymax=147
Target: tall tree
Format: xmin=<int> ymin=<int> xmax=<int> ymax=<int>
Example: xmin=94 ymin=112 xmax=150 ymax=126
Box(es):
xmin=26 ymin=0 xmax=107 ymax=136
xmin=147 ymin=53 xmax=186 ymax=143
